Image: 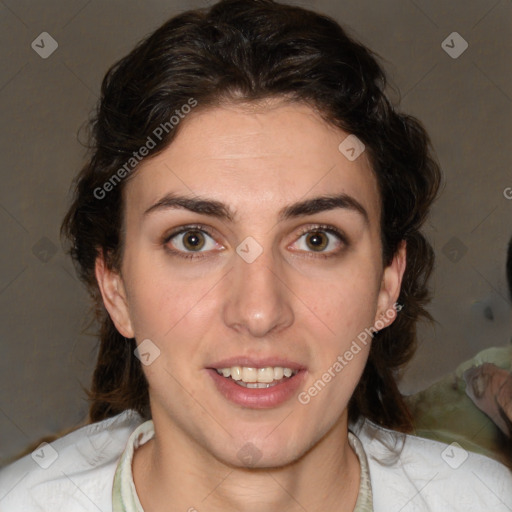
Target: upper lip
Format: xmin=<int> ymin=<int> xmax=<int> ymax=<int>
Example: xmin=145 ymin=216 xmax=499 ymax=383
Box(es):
xmin=208 ymin=357 xmax=306 ymax=371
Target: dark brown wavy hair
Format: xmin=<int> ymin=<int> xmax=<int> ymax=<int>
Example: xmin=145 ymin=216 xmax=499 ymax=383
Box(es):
xmin=61 ymin=0 xmax=441 ymax=432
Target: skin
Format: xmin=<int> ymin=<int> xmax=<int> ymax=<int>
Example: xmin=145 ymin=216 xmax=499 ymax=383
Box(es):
xmin=96 ymin=98 xmax=406 ymax=512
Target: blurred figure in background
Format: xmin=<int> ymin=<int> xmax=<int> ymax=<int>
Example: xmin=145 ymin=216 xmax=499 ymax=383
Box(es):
xmin=407 ymin=235 xmax=512 ymax=466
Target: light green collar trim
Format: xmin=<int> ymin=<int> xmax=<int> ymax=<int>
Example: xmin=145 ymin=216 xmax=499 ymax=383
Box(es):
xmin=112 ymin=419 xmax=154 ymax=512
xmin=113 ymin=421 xmax=373 ymax=511
xmin=348 ymin=430 xmax=374 ymax=512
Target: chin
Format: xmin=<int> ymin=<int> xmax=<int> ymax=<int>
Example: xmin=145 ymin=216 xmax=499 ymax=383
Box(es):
xmin=217 ymin=431 xmax=306 ymax=470
xmin=219 ymin=447 xmax=303 ymax=471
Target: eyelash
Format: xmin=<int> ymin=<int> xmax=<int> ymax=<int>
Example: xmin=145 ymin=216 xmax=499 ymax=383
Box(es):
xmin=162 ymin=223 xmax=348 ymax=261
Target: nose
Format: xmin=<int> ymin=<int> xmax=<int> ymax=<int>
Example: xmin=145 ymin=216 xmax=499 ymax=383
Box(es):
xmin=222 ymin=240 xmax=294 ymax=338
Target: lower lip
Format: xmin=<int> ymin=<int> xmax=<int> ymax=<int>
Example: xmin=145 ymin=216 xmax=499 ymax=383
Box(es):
xmin=206 ymin=369 xmax=307 ymax=409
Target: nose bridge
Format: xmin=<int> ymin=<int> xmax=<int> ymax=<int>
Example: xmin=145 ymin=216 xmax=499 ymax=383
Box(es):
xmin=222 ymin=236 xmax=293 ymax=337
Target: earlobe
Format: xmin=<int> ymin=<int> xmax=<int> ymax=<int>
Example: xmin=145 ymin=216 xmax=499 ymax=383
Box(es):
xmin=374 ymin=240 xmax=407 ymax=329
xmin=95 ymin=253 xmax=135 ymax=338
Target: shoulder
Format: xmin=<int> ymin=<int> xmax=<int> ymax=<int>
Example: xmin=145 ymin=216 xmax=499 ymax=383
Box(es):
xmin=352 ymin=418 xmax=512 ymax=512
xmin=0 ymin=409 xmax=145 ymax=512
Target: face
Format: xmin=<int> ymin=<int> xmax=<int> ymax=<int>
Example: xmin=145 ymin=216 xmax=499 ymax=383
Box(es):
xmin=96 ymin=99 xmax=406 ymax=468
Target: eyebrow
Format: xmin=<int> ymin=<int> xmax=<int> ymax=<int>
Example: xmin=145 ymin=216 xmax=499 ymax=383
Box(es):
xmin=143 ymin=192 xmax=369 ymax=224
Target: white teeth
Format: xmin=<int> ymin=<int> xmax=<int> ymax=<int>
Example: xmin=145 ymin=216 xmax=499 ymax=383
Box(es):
xmin=242 ymin=367 xmax=258 ymax=383
xmin=231 ymin=366 xmax=242 ymax=381
xmin=238 ymin=382 xmax=274 ymax=389
xmin=258 ymin=367 xmax=274 ymax=383
xmin=215 ymin=366 xmax=298 ymax=384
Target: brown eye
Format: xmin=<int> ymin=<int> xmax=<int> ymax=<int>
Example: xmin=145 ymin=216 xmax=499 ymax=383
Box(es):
xmin=291 ymin=225 xmax=346 ymax=258
xmin=305 ymin=231 xmax=328 ymax=252
xmin=182 ymin=230 xmax=206 ymax=251
xmin=164 ymin=226 xmax=219 ymax=258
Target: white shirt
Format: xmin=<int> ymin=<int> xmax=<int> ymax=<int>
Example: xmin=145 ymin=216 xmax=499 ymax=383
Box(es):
xmin=1 ymin=408 xmax=511 ymax=511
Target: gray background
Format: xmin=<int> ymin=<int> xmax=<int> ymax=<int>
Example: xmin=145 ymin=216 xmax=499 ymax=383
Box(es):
xmin=0 ymin=0 xmax=511 ymax=466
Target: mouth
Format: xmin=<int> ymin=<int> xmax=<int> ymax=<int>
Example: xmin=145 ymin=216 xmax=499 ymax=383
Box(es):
xmin=206 ymin=359 xmax=307 ymax=409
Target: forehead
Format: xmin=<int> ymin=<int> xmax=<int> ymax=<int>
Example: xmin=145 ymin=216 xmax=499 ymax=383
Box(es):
xmin=124 ymin=99 xmax=381 ymax=226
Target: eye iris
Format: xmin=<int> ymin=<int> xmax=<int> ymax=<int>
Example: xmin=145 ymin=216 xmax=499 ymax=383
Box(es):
xmin=183 ymin=230 xmax=205 ymax=251
xmin=306 ymin=231 xmax=327 ymax=251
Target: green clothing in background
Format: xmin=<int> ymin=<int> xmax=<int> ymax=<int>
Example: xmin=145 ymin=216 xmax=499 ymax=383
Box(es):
xmin=406 ymin=345 xmax=512 ymax=465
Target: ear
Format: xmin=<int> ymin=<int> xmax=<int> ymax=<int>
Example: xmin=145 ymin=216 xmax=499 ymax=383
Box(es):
xmin=374 ymin=240 xmax=407 ymax=329
xmin=95 ymin=252 xmax=135 ymax=338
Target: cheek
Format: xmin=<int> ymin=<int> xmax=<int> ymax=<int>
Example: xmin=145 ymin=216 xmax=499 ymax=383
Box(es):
xmin=298 ymin=263 xmax=381 ymax=397
xmin=131 ymin=286 xmax=214 ymax=345
xmin=310 ymin=267 xmax=380 ymax=339
xmin=122 ymin=251 xmax=217 ymax=341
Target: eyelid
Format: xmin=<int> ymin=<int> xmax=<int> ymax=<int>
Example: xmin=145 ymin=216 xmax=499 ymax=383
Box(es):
xmin=293 ymin=223 xmax=348 ymax=244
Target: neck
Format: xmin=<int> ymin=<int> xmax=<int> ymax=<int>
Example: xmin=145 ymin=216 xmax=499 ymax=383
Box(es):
xmin=133 ymin=413 xmax=361 ymax=512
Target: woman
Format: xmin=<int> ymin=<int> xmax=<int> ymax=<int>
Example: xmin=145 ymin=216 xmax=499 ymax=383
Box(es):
xmin=1 ymin=0 xmax=511 ymax=510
